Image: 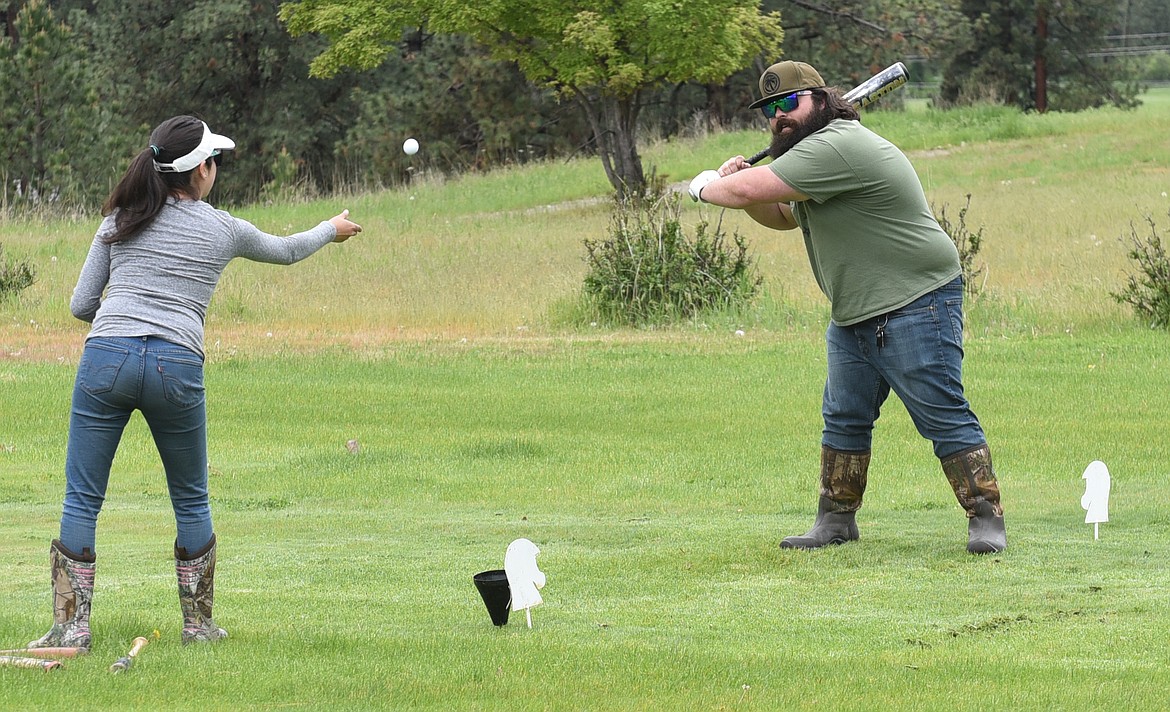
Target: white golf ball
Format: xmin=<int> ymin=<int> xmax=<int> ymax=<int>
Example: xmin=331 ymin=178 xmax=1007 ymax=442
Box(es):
xmin=403 ymin=138 xmax=419 ymax=155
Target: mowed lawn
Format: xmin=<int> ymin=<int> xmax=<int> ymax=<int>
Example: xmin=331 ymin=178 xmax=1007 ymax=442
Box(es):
xmin=2 ymin=92 xmax=1170 ymax=709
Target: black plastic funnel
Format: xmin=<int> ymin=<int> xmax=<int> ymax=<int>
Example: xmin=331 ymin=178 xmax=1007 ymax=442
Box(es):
xmin=473 ymin=569 xmax=511 ymax=626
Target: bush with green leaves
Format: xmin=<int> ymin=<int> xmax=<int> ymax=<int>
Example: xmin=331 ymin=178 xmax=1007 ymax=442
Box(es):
xmin=0 ymin=244 xmax=36 ymax=298
xmin=581 ymin=188 xmax=761 ymax=326
xmin=933 ymin=193 xmax=985 ymax=297
xmin=1112 ymin=209 xmax=1170 ymax=329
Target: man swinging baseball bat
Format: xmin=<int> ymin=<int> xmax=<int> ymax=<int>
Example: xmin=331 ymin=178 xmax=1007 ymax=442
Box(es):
xmin=688 ymin=60 xmax=1007 ymax=554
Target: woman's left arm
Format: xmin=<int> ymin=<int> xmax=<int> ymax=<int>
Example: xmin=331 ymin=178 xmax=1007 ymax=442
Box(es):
xmin=70 ymin=237 xmax=111 ymax=322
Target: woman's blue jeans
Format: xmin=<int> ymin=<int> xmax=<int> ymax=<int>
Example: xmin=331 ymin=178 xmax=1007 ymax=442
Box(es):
xmin=59 ymin=336 xmax=213 ymax=554
xmin=822 ymin=278 xmax=987 ymax=459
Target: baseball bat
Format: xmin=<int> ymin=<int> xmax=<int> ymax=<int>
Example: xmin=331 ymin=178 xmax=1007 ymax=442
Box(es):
xmin=109 ymin=636 xmax=149 ymax=674
xmin=746 ymin=61 xmax=909 ymax=165
xmin=0 ymin=647 xmax=87 ymax=658
xmin=0 ymin=655 xmax=62 ymax=671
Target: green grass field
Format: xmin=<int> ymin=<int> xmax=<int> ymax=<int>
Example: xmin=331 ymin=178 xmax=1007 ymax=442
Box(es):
xmin=2 ymin=91 xmax=1169 ymax=710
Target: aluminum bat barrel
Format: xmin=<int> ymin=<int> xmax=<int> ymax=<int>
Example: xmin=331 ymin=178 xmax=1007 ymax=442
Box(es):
xmin=0 ymin=655 xmax=62 ymax=671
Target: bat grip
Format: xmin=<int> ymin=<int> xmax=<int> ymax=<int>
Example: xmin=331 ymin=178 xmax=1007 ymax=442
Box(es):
xmin=746 ymin=148 xmax=771 ymax=166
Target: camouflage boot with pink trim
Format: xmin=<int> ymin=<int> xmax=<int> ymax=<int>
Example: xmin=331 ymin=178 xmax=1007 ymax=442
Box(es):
xmin=175 ymin=534 xmax=228 ymax=644
xmin=28 ymin=539 xmax=96 ymax=651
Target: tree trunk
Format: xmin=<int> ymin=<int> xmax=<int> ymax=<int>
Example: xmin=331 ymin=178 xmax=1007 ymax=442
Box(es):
xmin=1035 ymin=1 xmax=1048 ymax=113
xmin=705 ymin=82 xmax=732 ymax=129
xmin=4 ymin=2 xmax=18 ymax=42
xmin=577 ymin=90 xmax=646 ymax=198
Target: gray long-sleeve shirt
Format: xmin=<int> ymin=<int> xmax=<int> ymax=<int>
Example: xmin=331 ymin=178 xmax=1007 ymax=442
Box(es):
xmin=71 ymin=198 xmax=337 ymax=357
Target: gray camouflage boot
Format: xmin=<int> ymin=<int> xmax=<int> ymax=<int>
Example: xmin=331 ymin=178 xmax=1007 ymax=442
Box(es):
xmin=28 ymin=539 xmax=96 ymax=651
xmin=941 ymin=444 xmax=1007 ymax=554
xmin=781 ymin=447 xmax=870 ymax=549
xmin=176 ymin=534 xmax=228 ymax=644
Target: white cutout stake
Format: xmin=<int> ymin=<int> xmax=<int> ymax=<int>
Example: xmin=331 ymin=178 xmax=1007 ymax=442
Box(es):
xmin=504 ymin=538 xmax=546 ymax=628
xmin=1081 ymin=460 xmax=1111 ymax=540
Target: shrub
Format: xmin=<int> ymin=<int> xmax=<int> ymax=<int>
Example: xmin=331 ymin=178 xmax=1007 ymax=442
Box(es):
xmin=933 ymin=193 xmax=985 ymax=298
xmin=0 ymin=243 xmax=36 ymax=298
xmin=1112 ymin=209 xmax=1170 ymax=329
xmin=581 ymin=186 xmax=761 ymax=326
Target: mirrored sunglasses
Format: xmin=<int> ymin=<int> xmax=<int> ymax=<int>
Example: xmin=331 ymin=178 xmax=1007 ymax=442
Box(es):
xmin=761 ymin=90 xmax=813 ymax=119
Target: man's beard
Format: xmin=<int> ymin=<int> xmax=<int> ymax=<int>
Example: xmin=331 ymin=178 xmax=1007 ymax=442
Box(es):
xmin=768 ymin=101 xmax=836 ymax=158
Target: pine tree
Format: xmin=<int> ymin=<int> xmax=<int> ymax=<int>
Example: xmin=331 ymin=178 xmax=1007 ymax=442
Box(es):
xmin=0 ymin=0 xmax=114 ymax=210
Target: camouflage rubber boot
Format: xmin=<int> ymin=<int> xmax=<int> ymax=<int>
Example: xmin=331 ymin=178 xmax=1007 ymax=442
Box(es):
xmin=780 ymin=447 xmax=870 ymax=549
xmin=27 ymin=539 xmax=96 ymax=651
xmin=941 ymin=444 xmax=1007 ymax=554
xmin=176 ymin=534 xmax=228 ymax=645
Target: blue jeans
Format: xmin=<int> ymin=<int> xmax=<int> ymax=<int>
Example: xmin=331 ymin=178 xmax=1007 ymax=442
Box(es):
xmin=59 ymin=336 xmax=213 ymax=554
xmin=822 ymin=278 xmax=986 ymax=459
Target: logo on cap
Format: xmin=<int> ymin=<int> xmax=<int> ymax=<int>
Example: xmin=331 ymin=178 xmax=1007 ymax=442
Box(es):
xmin=762 ymin=72 xmax=781 ymax=95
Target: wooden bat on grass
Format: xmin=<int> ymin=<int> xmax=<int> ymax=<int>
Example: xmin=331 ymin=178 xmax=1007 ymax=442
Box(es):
xmin=110 ymin=636 xmax=149 ymax=674
xmin=0 ymin=646 xmax=87 ymax=658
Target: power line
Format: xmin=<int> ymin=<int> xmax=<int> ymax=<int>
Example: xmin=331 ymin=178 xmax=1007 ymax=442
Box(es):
xmin=1103 ymin=33 xmax=1170 ymax=41
xmin=1085 ymin=46 xmax=1170 ymax=57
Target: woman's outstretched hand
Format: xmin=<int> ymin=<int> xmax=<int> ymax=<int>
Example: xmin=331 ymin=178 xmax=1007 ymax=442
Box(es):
xmin=330 ymin=210 xmax=363 ymax=242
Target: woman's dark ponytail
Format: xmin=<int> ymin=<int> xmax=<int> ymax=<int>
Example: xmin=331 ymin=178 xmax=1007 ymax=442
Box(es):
xmin=100 ymin=116 xmax=206 ymax=243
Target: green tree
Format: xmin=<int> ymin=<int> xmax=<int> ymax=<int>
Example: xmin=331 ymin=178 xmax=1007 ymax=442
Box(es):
xmin=80 ymin=0 xmax=365 ymax=204
xmin=1110 ymin=0 xmax=1170 ymax=81
xmin=280 ymin=0 xmax=783 ymax=197
xmin=940 ymin=0 xmax=1141 ymax=111
xmin=0 ymin=0 xmax=115 ymax=209
xmin=766 ymin=0 xmax=968 ymax=88
xmin=339 ymin=33 xmax=594 ymax=189
xmin=1120 ymin=0 xmax=1170 ymax=36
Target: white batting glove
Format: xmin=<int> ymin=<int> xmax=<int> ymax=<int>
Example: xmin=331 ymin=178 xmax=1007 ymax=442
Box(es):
xmin=688 ymin=170 xmax=720 ymax=202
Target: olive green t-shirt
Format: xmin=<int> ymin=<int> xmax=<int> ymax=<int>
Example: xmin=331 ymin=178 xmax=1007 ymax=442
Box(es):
xmin=770 ymin=119 xmax=960 ymax=326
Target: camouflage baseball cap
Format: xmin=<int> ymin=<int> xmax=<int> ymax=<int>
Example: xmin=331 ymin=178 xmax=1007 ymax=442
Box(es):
xmin=748 ymin=61 xmax=825 ymax=109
